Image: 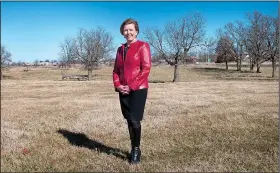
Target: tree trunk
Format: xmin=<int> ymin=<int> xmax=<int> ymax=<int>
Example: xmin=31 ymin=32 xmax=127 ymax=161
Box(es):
xmin=172 ymin=51 xmax=184 ymax=82
xmin=238 ymin=57 xmax=242 ymax=71
xmin=236 ymin=56 xmax=239 ymax=71
xmin=250 ymin=61 xmax=254 ymax=71
xmin=249 ymin=57 xmax=252 ymax=71
xmin=256 ymin=60 xmax=261 ymax=73
xmin=239 ymin=56 xmax=242 ymax=71
xmin=272 ymin=57 xmax=275 ymax=77
xmin=1 ymin=71 xmax=3 ymax=80
xmin=172 ymin=57 xmax=179 ymax=82
xmin=88 ymin=69 xmax=92 ymax=81
xmin=238 ymin=46 xmax=242 ymax=71
xmin=184 ymin=48 xmax=188 ymax=62
xmin=250 ymin=57 xmax=255 ymax=71
xmin=225 ymin=61 xmax=228 ymax=70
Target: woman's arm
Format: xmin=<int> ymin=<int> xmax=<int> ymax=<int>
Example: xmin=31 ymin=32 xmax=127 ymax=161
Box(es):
xmin=113 ymin=48 xmax=121 ymax=89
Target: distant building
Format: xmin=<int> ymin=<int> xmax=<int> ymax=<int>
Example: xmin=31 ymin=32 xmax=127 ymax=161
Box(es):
xmin=185 ymin=56 xmax=199 ymax=64
xmin=23 ymin=62 xmax=31 ymax=66
xmin=39 ymin=61 xmax=45 ymax=66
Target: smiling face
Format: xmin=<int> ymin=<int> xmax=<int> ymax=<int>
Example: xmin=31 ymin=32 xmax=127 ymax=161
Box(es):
xmin=123 ymin=23 xmax=138 ymax=43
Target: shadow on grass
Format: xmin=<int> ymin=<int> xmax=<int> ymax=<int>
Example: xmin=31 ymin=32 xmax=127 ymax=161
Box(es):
xmin=57 ymin=129 xmax=129 ymax=161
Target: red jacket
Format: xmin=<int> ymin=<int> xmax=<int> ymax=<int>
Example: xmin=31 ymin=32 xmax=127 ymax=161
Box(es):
xmin=113 ymin=40 xmax=152 ymax=91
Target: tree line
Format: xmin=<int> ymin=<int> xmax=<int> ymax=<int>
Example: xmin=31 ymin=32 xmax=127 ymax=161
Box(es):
xmin=215 ymin=11 xmax=279 ymax=77
xmin=1 ymin=10 xmax=278 ymax=80
xmin=143 ymin=11 xmax=278 ymax=81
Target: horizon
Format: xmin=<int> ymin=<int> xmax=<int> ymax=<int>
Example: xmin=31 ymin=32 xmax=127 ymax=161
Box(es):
xmin=1 ymin=1 xmax=278 ymax=63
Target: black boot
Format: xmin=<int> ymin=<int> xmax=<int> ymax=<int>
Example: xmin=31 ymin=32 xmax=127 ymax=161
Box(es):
xmin=130 ymin=147 xmax=141 ymax=164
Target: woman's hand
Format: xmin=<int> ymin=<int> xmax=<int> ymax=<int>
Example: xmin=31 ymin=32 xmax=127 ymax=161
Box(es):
xmin=117 ymin=85 xmax=131 ymax=95
xmin=123 ymin=85 xmax=131 ymax=94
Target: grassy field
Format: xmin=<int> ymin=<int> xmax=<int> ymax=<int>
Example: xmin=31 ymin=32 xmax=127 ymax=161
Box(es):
xmin=1 ymin=64 xmax=279 ymax=172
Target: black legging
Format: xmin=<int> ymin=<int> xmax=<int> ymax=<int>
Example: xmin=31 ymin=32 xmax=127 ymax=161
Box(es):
xmin=127 ymin=120 xmax=141 ymax=148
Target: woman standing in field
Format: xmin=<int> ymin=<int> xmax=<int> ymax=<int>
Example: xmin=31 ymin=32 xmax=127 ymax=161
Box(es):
xmin=113 ymin=18 xmax=152 ymax=164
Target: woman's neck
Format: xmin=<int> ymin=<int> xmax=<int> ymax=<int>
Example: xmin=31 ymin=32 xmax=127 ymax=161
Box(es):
xmin=126 ymin=39 xmax=137 ymax=46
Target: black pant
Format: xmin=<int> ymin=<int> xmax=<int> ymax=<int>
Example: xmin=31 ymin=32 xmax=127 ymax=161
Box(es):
xmin=118 ymin=88 xmax=148 ymax=148
xmin=119 ymin=88 xmax=148 ymax=121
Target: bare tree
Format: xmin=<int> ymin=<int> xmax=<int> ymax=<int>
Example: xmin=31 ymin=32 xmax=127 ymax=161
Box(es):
xmin=73 ymin=27 xmax=114 ymax=80
xmin=215 ymin=29 xmax=236 ymax=70
xmin=144 ymin=12 xmax=206 ymax=82
xmin=1 ymin=45 xmax=12 ymax=80
xmin=59 ymin=37 xmax=76 ymax=68
xmin=246 ymin=11 xmax=269 ymax=73
xmin=224 ymin=21 xmax=248 ymax=71
xmin=263 ymin=16 xmax=279 ymax=77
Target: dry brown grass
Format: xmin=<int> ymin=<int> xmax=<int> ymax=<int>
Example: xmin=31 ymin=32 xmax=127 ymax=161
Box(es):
xmin=1 ymin=64 xmax=278 ymax=172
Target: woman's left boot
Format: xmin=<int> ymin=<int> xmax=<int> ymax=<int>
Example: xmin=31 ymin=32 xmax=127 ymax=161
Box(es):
xmin=129 ymin=121 xmax=141 ymax=164
xmin=130 ymin=147 xmax=141 ymax=164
